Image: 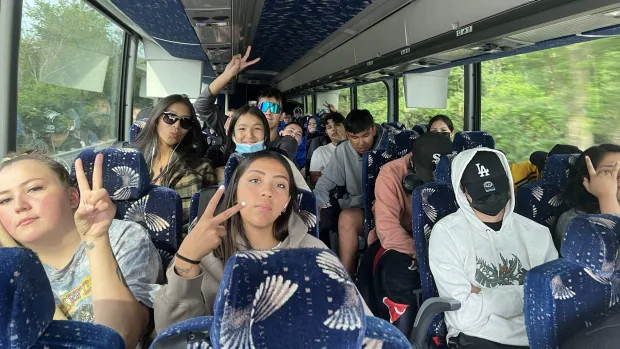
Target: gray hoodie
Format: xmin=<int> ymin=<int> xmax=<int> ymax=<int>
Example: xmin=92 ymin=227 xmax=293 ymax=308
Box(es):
xmin=154 ymin=212 xmax=328 ymax=332
xmin=314 ymin=124 xmax=385 ymax=209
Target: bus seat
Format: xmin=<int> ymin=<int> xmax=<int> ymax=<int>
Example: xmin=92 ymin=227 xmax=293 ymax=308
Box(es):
xmin=212 ymin=248 xmax=410 ymax=348
xmin=130 ymin=118 xmax=148 ymax=143
xmin=516 ymin=154 xmax=579 ymax=244
xmin=382 ymin=122 xmax=406 ymax=130
xmin=434 ymin=153 xmax=457 ymax=189
xmin=411 ymin=182 xmax=458 ymax=346
xmin=452 ymin=131 xmax=495 ymax=152
xmin=362 ymin=150 xmax=400 ymax=238
xmin=412 ymin=124 xmax=427 ymax=136
xmin=385 ymin=129 xmax=419 ymax=157
xmin=524 ymin=214 xmax=620 ymax=349
xmin=223 ymin=152 xmax=245 ymax=187
xmin=0 ymin=247 xmax=124 ymax=349
xmin=73 ymin=148 xmax=182 ymax=268
xmin=151 ymin=249 xmax=411 ymax=348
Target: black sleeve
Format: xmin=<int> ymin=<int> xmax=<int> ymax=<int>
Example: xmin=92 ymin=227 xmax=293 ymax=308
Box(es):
xmin=193 ymin=87 xmax=226 ymax=137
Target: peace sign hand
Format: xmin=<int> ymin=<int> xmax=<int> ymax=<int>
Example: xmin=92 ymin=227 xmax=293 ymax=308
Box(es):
xmin=74 ymin=154 xmax=116 ymax=242
xmin=224 ymin=46 xmax=261 ymax=78
xmin=583 ymin=155 xmax=620 ymax=200
xmin=177 ymin=186 xmax=246 ymax=261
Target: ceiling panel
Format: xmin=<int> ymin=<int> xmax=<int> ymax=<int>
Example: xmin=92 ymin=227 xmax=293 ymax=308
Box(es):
xmin=252 ymin=0 xmax=375 ymax=72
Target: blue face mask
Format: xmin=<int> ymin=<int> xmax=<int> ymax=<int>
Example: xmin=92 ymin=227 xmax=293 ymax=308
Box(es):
xmin=235 ymin=140 xmax=265 ymax=153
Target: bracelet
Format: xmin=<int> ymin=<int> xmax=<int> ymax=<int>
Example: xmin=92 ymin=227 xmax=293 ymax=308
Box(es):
xmin=175 ymin=252 xmax=201 ymax=265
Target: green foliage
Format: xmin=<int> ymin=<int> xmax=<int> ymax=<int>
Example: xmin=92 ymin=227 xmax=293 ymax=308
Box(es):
xmin=357 ymin=36 xmax=620 ymax=163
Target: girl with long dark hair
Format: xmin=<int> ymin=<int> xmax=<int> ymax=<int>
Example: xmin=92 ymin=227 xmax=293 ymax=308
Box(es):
xmin=154 ymin=150 xmax=327 ymax=331
xmin=130 ymin=94 xmax=216 ymax=230
xmin=556 ymin=144 xmax=620 ymax=242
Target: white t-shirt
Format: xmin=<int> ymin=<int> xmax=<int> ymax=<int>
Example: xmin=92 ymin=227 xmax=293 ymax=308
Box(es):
xmin=309 ymin=143 xmax=337 ymax=172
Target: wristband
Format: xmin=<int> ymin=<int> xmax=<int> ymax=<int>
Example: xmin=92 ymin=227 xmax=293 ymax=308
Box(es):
xmin=175 ymin=252 xmax=201 ymax=265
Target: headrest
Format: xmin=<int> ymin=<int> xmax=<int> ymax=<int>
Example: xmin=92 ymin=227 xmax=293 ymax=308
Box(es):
xmin=561 ymin=215 xmax=620 ymax=275
xmin=541 ymin=154 xmax=580 ymax=188
xmin=211 ymin=248 xmax=410 ymax=348
xmin=72 ymin=147 xmax=151 ymax=201
xmin=435 ymin=153 xmax=457 ymax=188
xmin=452 ymin=131 xmax=495 ymax=152
xmin=0 ymin=248 xmax=54 ymax=348
xmin=412 ymin=124 xmax=427 ymax=135
xmin=130 ymin=118 xmax=148 ymax=143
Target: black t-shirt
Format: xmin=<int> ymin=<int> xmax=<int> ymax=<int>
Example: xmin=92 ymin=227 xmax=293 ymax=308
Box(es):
xmin=484 ymin=221 xmax=503 ymax=232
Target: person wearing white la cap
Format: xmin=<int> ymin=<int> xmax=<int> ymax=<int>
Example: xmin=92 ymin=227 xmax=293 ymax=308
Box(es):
xmin=429 ymin=148 xmax=558 ymax=349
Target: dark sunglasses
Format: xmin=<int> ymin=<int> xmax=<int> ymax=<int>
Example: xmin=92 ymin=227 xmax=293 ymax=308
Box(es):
xmin=162 ymin=111 xmax=193 ymax=130
xmin=257 ymin=101 xmax=282 ymax=115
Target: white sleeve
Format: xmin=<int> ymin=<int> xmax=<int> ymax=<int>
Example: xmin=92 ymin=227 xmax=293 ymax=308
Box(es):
xmin=429 ymin=223 xmax=525 ymax=331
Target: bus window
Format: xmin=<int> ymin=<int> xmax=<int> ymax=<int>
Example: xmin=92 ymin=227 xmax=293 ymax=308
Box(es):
xmin=481 ymin=36 xmax=620 ymax=163
xmin=337 ymin=88 xmax=351 ymax=116
xmin=17 ymin=0 xmax=125 ymax=155
xmin=132 ymin=40 xmax=156 ymax=122
xmin=398 ymin=68 xmax=465 ymax=130
xmin=357 ymin=81 xmax=388 ymax=123
xmin=306 ymin=95 xmax=314 ymax=115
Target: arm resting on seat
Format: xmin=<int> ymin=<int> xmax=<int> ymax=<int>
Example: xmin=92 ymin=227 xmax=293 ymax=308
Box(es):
xmin=410 ymin=297 xmax=461 ymax=347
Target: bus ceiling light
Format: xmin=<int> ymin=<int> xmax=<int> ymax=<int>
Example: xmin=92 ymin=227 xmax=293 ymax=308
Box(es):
xmin=344 ymin=28 xmax=358 ymax=35
xmin=602 ymin=10 xmax=620 ymax=18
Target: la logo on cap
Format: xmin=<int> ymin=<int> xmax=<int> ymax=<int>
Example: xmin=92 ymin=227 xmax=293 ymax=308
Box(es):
xmin=476 ymin=163 xmax=490 ymax=177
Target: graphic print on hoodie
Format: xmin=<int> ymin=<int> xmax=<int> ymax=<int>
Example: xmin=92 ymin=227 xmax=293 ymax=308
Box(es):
xmin=428 ymin=148 xmax=558 ymax=346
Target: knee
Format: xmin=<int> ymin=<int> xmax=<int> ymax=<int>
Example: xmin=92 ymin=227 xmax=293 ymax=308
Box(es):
xmin=338 ymin=209 xmax=364 ymax=230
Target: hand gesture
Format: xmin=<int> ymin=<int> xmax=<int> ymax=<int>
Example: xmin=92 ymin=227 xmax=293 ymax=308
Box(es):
xmin=583 ymin=155 xmax=620 ymax=200
xmin=224 ymin=46 xmax=261 ymax=78
xmin=74 ymin=154 xmax=116 ymax=242
xmin=471 ymin=285 xmax=481 ymax=294
xmin=323 ymin=102 xmax=336 ymax=112
xmin=177 ymin=186 xmax=245 ymax=261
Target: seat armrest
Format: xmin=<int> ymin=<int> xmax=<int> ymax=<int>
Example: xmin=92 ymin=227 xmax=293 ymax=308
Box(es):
xmin=410 ymin=297 xmax=461 ymax=347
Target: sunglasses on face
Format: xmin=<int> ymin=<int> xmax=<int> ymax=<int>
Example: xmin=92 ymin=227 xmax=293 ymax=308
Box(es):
xmin=257 ymin=101 xmax=282 ymax=115
xmin=162 ymin=111 xmax=193 ymax=130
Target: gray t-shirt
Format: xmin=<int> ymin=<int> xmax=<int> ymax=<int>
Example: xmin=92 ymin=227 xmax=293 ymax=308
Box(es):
xmin=43 ymin=219 xmax=163 ymax=322
xmin=555 ymin=208 xmax=586 ymax=245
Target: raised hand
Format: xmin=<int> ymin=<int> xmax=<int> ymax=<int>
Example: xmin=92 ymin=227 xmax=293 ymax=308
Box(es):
xmin=224 ymin=46 xmax=261 ymax=78
xmin=583 ymin=155 xmax=620 ymax=200
xmin=74 ymin=154 xmax=116 ymax=243
xmin=177 ymin=186 xmax=245 ymax=262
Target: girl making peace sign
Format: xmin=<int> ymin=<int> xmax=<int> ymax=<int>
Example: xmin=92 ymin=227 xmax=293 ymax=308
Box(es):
xmin=0 ymin=151 xmax=162 ymax=349
xmin=154 ymin=150 xmax=328 ymax=332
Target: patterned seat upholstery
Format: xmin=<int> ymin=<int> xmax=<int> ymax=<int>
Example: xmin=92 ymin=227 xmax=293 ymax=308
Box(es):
xmin=385 ymin=129 xmax=419 ymax=157
xmin=0 ymin=247 xmax=124 ymax=349
xmin=452 ymin=131 xmax=495 ymax=152
xmin=412 ymin=124 xmax=427 ymax=136
xmin=516 ymin=154 xmax=579 ymax=231
xmin=130 ymin=118 xmax=148 ymax=143
xmin=73 ymin=148 xmax=183 ymax=268
xmin=362 ymin=150 xmax=400 ymax=237
xmin=434 ymin=153 xmax=457 ymax=189
xmin=151 ymin=249 xmax=410 ymax=348
xmin=223 ymin=152 xmax=245 ymax=187
xmin=524 ymin=214 xmax=620 ymax=348
xmin=382 ymin=122 xmax=406 ymax=130
xmin=411 ymin=182 xmax=458 ymax=343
